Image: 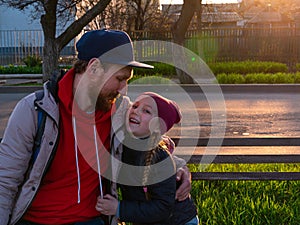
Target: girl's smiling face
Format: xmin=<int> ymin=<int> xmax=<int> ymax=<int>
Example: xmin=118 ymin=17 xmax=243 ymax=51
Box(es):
xmin=126 ymin=95 xmax=159 ymax=138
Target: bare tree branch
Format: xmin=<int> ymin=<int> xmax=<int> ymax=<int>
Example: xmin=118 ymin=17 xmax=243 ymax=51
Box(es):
xmin=0 ymin=0 xmax=112 ymax=80
xmin=57 ymin=0 xmax=111 ymax=49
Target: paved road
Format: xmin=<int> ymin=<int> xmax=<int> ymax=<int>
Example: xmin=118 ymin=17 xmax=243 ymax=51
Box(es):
xmin=1 ymin=90 xmax=300 ymax=139
xmin=1 ymin=93 xmax=29 ymax=137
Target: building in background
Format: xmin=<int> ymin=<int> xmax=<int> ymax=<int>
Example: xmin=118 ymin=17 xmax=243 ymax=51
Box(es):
xmin=161 ymin=2 xmax=243 ymax=28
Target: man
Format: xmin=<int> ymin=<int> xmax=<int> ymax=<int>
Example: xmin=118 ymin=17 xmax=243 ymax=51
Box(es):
xmin=0 ymin=29 xmax=191 ymax=225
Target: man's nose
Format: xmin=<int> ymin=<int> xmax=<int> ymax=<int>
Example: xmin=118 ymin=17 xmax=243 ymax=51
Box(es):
xmin=118 ymin=81 xmax=128 ymax=96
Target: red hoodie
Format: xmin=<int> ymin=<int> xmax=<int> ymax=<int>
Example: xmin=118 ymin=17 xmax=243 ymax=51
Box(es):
xmin=24 ymin=69 xmax=113 ymax=223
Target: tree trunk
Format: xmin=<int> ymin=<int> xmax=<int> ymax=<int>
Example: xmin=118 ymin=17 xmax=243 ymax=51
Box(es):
xmin=43 ymin=38 xmax=60 ymax=82
xmin=40 ymin=0 xmax=112 ymax=81
xmin=196 ymin=1 xmax=202 ymax=31
xmin=40 ymin=0 xmax=59 ymax=82
xmin=171 ymin=0 xmax=201 ymax=84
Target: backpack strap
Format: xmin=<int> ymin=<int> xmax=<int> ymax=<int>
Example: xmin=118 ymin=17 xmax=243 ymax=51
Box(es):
xmin=31 ymin=69 xmax=66 ymax=163
xmin=32 ymin=94 xmax=47 ymax=162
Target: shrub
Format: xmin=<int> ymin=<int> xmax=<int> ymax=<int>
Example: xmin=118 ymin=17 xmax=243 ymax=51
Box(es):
xmin=23 ymin=55 xmax=42 ymax=67
xmin=273 ymin=73 xmax=294 ymax=84
xmin=137 ymin=61 xmax=289 ymax=76
xmin=0 ymin=64 xmax=42 ymax=74
xmin=216 ymin=73 xmax=245 ymax=84
xmin=294 ymin=72 xmax=300 ymax=83
xmin=209 ymin=61 xmax=288 ymax=75
xmin=216 ymin=72 xmax=299 ymax=84
xmin=244 ymin=73 xmax=295 ymax=84
xmin=0 ymin=65 xmax=37 ymax=74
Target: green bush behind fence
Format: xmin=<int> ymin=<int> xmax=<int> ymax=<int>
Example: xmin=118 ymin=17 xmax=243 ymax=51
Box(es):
xmin=2 ymin=61 xmax=300 ymax=84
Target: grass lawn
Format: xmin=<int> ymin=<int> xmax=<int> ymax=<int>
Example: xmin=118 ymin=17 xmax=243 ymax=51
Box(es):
xmin=189 ymin=164 xmax=300 ymax=224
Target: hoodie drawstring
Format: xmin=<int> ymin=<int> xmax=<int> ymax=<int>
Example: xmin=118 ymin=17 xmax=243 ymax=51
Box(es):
xmin=93 ymin=124 xmax=104 ymax=199
xmin=72 ymin=117 xmax=81 ymax=203
xmin=72 ymin=117 xmax=104 ymax=204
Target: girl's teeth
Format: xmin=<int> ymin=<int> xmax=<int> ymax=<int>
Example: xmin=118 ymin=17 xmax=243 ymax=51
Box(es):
xmin=130 ymin=118 xmax=139 ymax=124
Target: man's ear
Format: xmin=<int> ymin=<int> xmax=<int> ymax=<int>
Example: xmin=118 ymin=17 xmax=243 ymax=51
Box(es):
xmin=86 ymin=58 xmax=104 ymax=77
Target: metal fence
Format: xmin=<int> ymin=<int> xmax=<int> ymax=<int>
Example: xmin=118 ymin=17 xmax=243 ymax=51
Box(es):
xmin=129 ymin=27 xmax=300 ymax=70
xmin=1 ymin=27 xmax=300 ymax=69
xmin=0 ymin=30 xmax=76 ymax=65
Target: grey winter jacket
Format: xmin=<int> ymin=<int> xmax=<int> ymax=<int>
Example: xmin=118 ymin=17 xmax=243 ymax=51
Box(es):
xmin=0 ymin=83 xmax=59 ymax=225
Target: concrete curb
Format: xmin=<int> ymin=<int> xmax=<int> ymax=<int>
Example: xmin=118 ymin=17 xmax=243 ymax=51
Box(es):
xmin=0 ymin=74 xmax=43 ymax=79
xmin=1 ymin=137 xmax=300 ymax=146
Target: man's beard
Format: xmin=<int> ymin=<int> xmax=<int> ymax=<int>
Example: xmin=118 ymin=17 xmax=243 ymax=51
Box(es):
xmin=95 ymin=92 xmax=119 ymax=112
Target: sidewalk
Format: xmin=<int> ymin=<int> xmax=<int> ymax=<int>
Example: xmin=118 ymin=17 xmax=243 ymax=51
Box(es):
xmin=0 ymin=74 xmax=42 ymax=86
xmin=0 ymin=74 xmax=43 ymax=79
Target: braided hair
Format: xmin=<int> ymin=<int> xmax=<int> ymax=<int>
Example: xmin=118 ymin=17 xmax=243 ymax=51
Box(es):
xmin=142 ymin=131 xmax=168 ymax=200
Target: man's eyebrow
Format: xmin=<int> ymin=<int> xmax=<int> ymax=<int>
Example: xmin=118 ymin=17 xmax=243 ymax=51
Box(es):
xmin=118 ymin=74 xmax=132 ymax=80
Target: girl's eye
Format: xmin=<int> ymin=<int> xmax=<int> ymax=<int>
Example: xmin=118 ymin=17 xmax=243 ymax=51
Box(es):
xmin=144 ymin=109 xmax=151 ymax=114
xmin=132 ymin=104 xmax=138 ymax=109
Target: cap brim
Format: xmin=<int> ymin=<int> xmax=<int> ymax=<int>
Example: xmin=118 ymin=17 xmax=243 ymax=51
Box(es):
xmin=127 ymin=61 xmax=154 ymax=69
xmin=100 ymin=59 xmax=154 ymax=69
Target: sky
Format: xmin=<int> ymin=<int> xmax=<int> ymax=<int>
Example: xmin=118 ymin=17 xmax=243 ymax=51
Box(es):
xmin=160 ymin=0 xmax=241 ymax=4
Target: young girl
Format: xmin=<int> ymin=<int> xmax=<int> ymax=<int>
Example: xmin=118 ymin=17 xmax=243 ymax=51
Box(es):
xmin=96 ymin=92 xmax=198 ymax=225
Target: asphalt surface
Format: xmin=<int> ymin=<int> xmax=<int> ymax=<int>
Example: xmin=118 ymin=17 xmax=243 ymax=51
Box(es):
xmin=1 ymin=87 xmax=300 ymax=138
xmin=1 ymin=85 xmax=300 ymax=155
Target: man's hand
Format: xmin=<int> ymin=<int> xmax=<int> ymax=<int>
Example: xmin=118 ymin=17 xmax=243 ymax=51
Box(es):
xmin=175 ymin=165 xmax=192 ymax=201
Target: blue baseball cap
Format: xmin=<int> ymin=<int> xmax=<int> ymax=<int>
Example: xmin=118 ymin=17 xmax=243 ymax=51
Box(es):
xmin=76 ymin=29 xmax=153 ymax=69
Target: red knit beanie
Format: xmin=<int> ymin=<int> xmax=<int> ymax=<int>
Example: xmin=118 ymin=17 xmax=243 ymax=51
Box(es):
xmin=142 ymin=92 xmax=182 ymax=134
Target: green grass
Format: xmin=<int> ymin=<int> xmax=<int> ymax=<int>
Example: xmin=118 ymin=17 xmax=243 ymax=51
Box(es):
xmin=189 ymin=164 xmax=300 ymax=224
xmin=121 ymin=164 xmax=300 ymax=224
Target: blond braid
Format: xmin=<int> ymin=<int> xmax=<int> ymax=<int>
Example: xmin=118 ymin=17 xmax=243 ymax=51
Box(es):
xmin=142 ymin=131 xmax=161 ymax=200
